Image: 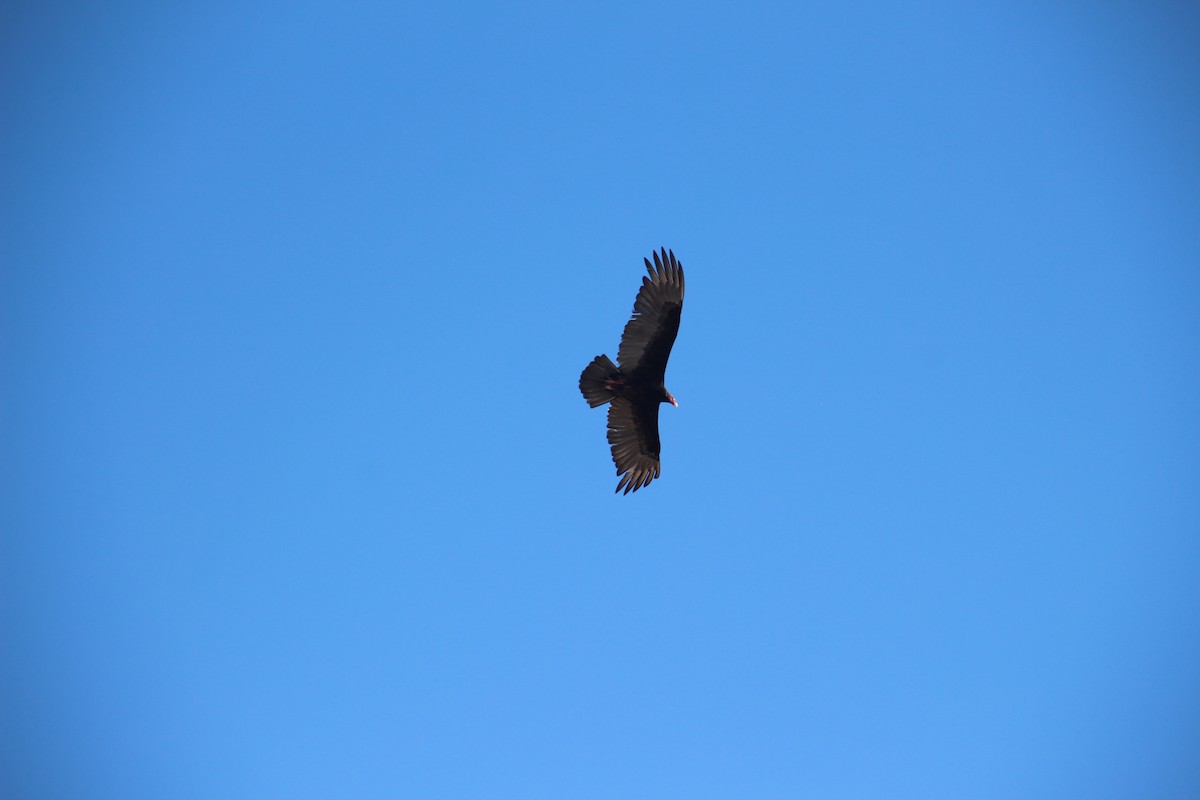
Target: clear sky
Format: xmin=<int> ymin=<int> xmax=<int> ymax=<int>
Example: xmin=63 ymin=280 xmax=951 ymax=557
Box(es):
xmin=3 ymin=2 xmax=1198 ymax=798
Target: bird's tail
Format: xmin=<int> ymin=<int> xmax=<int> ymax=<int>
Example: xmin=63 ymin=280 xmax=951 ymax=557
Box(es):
xmin=579 ymin=354 xmax=622 ymax=407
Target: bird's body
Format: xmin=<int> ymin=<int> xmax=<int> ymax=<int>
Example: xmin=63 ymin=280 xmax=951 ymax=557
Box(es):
xmin=579 ymin=248 xmax=685 ymax=494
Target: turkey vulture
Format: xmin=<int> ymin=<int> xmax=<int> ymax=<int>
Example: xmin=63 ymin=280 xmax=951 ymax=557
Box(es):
xmin=579 ymin=248 xmax=685 ymax=494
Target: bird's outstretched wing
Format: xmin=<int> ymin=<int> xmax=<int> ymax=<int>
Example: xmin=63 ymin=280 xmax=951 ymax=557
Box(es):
xmin=606 ymin=396 xmax=662 ymax=494
xmin=615 ymin=248 xmax=685 ymax=381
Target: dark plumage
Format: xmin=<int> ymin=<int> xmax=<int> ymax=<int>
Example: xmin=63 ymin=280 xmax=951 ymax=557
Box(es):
xmin=579 ymin=248 xmax=685 ymax=493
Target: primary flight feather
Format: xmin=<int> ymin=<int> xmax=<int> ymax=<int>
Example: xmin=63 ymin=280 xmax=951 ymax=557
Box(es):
xmin=579 ymin=248 xmax=685 ymax=494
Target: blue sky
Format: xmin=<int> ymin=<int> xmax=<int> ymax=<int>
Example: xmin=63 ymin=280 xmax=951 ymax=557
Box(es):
xmin=3 ymin=2 xmax=1199 ymax=797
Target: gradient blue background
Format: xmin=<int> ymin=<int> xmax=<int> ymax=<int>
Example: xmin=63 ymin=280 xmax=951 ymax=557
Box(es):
xmin=3 ymin=3 xmax=1198 ymax=798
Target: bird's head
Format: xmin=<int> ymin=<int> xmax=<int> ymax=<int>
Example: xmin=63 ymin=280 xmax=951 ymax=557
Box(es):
xmin=663 ymin=388 xmax=678 ymax=407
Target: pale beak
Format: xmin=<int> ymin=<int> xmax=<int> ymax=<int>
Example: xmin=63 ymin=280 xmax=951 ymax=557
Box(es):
xmin=667 ymin=392 xmax=678 ymax=407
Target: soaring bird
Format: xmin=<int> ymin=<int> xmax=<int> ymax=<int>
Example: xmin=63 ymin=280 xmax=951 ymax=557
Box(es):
xmin=579 ymin=248 xmax=685 ymax=494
